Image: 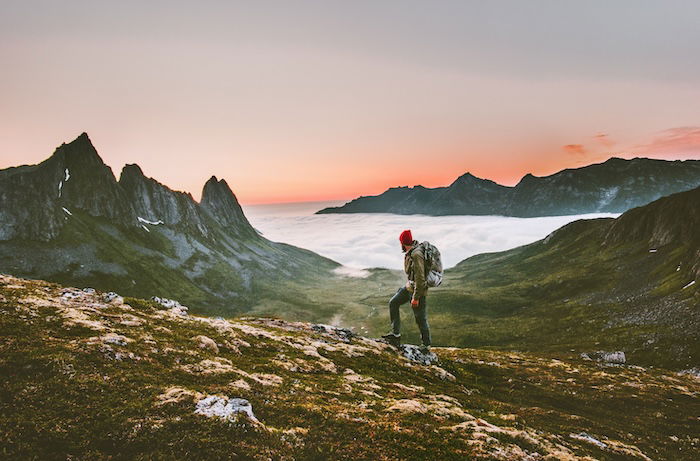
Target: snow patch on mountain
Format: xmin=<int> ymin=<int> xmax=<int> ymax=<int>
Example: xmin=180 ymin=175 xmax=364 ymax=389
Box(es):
xmin=138 ymin=216 xmax=164 ymax=226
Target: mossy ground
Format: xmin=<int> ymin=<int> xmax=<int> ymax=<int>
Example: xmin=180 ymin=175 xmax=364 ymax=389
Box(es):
xmin=1 ymin=275 xmax=698 ymax=460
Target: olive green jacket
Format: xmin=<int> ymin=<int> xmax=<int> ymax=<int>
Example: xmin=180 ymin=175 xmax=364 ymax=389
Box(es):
xmin=404 ymin=240 xmax=427 ymax=298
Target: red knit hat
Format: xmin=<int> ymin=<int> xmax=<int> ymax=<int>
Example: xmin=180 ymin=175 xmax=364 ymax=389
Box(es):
xmin=399 ymin=229 xmax=413 ymax=246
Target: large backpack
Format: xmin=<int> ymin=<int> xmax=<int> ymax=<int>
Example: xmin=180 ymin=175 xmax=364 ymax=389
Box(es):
xmin=419 ymin=241 xmax=444 ymax=287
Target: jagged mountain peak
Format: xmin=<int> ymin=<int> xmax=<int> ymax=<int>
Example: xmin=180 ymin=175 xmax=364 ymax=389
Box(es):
xmin=448 ymin=171 xmax=505 ymax=190
xmin=50 ymin=132 xmax=106 ymax=169
xmin=450 ymin=172 xmax=482 ymax=186
xmin=0 ymin=132 xmax=137 ymax=241
xmin=120 ymin=163 xmax=145 ymax=179
xmin=202 ymin=175 xmax=237 ymax=204
xmin=200 ymin=174 xmax=253 ymax=234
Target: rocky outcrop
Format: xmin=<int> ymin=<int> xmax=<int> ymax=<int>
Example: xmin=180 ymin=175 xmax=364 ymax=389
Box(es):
xmin=200 ymin=176 xmax=255 ymax=238
xmin=119 ymin=164 xmax=209 ymax=236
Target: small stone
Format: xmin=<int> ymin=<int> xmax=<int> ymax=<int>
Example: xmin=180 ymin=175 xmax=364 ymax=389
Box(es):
xmin=192 ymin=335 xmax=219 ymax=353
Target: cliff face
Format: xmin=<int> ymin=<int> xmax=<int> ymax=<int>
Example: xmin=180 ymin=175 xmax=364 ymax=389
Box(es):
xmin=0 ymin=133 xmax=261 ymax=243
xmin=317 ymin=157 xmax=700 ymax=216
xmin=119 ymin=164 xmax=210 ymax=237
xmin=2 ymin=274 xmax=697 ymax=460
xmin=0 ymin=133 xmax=136 ymax=241
xmin=200 ymin=176 xmax=255 ymax=238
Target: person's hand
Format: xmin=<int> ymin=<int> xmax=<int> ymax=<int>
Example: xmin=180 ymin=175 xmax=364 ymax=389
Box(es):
xmin=405 ymin=281 xmax=412 ymax=290
xmin=411 ymin=298 xmax=419 ymax=308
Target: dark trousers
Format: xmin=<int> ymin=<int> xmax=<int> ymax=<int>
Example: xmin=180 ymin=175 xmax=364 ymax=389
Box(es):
xmin=389 ymin=287 xmax=431 ymax=346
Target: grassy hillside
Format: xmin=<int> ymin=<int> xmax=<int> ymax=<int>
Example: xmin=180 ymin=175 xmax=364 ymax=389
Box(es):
xmin=0 ymin=208 xmax=339 ymax=317
xmin=430 ymin=218 xmax=698 ymax=368
xmin=2 ymin=274 xmax=698 ymax=460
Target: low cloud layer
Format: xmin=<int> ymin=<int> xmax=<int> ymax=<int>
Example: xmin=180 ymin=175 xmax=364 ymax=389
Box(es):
xmin=244 ymin=202 xmax=617 ymax=271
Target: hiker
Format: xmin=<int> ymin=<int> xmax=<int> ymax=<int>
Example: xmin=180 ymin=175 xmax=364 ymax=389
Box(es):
xmin=382 ymin=229 xmax=432 ymax=352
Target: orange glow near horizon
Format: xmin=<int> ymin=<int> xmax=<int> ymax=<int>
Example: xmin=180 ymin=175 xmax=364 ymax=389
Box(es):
xmin=1 ymin=131 xmax=697 ymax=206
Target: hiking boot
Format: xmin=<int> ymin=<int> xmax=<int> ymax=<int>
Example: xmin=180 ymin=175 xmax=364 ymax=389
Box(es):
xmin=419 ymin=345 xmax=431 ymax=354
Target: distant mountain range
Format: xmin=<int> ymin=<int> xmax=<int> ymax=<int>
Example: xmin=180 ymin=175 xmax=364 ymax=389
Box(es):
xmin=317 ymin=157 xmax=700 ymax=216
xmin=0 ymin=133 xmax=338 ymax=315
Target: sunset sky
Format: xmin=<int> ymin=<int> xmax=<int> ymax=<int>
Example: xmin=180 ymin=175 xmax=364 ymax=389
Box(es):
xmin=1 ymin=1 xmax=700 ymax=204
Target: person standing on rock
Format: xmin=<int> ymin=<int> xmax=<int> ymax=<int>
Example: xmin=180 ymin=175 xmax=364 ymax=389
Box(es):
xmin=382 ymin=229 xmax=432 ymax=352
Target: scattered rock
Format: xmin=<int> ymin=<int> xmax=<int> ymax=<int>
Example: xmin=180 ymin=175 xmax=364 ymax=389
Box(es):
xmin=678 ymin=368 xmax=700 ymax=379
xmin=311 ymin=324 xmax=356 ymax=342
xmin=192 ymin=335 xmax=219 ymax=353
xmin=194 ymin=395 xmax=258 ymax=422
xmin=400 ymin=344 xmax=438 ymax=365
xmin=581 ymin=351 xmax=626 ymax=364
xmin=103 ymin=292 xmax=124 ymax=304
xmin=152 ymin=296 xmax=188 ymax=316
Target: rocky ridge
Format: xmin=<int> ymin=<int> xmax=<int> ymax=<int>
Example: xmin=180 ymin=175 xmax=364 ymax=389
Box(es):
xmin=0 ymin=133 xmax=339 ymax=313
xmin=317 ymin=157 xmax=700 ymax=217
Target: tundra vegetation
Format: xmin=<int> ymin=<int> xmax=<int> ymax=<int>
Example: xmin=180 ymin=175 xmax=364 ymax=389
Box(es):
xmin=1 ymin=275 xmax=698 ymax=460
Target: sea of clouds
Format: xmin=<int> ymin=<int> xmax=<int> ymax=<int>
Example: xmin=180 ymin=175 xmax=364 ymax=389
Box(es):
xmin=243 ymin=201 xmax=618 ymax=272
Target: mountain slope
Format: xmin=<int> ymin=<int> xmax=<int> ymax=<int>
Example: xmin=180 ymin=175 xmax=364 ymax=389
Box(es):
xmin=423 ymin=186 xmax=700 ymax=368
xmin=317 ymin=157 xmax=700 ymax=216
xmin=0 ymin=133 xmax=339 ymax=315
xmin=2 ymin=274 xmax=698 ymax=460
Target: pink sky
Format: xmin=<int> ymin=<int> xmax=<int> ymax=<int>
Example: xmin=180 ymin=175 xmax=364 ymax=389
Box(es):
xmin=1 ymin=2 xmax=699 ymax=204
